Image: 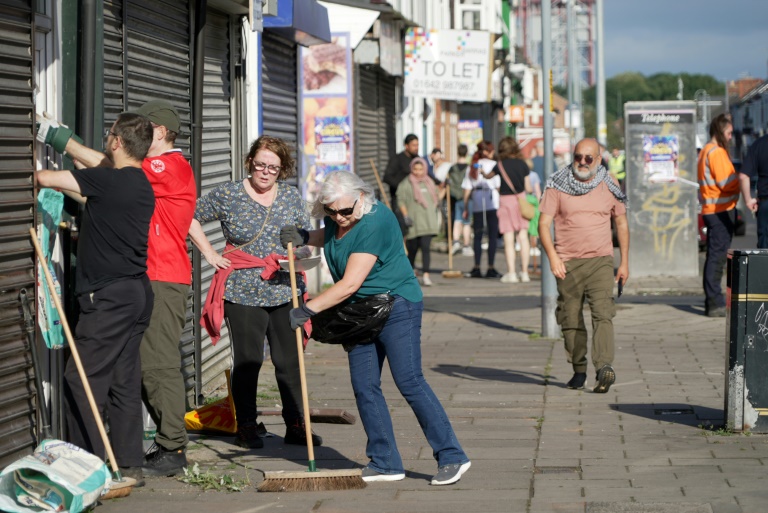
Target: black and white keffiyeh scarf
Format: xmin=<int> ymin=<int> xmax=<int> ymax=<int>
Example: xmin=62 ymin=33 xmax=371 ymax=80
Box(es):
xmin=545 ymin=164 xmax=627 ymax=205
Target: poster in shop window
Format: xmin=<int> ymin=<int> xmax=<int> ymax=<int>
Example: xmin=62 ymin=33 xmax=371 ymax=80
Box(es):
xmin=299 ymin=33 xmax=353 ymax=202
xmin=404 ymin=28 xmax=493 ymax=102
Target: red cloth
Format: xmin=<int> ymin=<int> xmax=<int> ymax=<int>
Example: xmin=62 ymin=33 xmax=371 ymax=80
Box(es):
xmin=200 ymin=244 xmax=311 ymax=345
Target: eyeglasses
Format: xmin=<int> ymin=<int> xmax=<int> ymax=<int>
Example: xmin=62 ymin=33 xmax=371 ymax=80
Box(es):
xmin=324 ymin=199 xmax=358 ymax=217
xmin=251 ymin=161 xmax=282 ymax=174
xmin=573 ymin=153 xmax=596 ymax=165
xmin=104 ymin=128 xmax=118 ymax=139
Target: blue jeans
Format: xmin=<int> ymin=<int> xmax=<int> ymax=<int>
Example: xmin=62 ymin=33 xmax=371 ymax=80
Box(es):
xmin=347 ymin=297 xmax=468 ymax=474
xmin=758 ymin=199 xmax=768 ymax=249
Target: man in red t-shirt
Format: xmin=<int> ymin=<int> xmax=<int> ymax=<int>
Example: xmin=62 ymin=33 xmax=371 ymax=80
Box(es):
xmin=38 ymin=101 xmax=196 ymax=478
xmin=538 ymin=138 xmax=629 ymax=394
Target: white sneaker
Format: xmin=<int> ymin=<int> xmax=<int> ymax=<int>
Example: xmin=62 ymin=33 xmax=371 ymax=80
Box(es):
xmin=461 ymin=246 xmax=474 ymax=256
xmin=451 ymin=241 xmax=461 ymax=255
xmin=520 ymin=272 xmax=530 ymax=283
xmin=501 ymin=273 xmax=519 ymax=283
xmin=514 ymin=243 xmax=521 ymax=252
xmin=361 ymin=467 xmax=406 ymax=482
xmin=530 ymin=247 xmax=541 ymax=256
xmin=422 ymin=275 xmax=433 ymax=287
xmin=481 ymin=242 xmax=489 ymax=250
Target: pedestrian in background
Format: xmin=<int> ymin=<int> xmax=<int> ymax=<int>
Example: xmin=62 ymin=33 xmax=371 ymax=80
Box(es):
xmin=480 ymin=136 xmax=532 ymax=283
xmin=697 ymin=114 xmax=752 ymax=317
xmin=383 ymin=134 xmax=419 ymax=235
xmin=463 ymin=140 xmax=501 ymax=278
xmin=189 ymin=135 xmax=321 ymax=449
xmin=281 ymin=171 xmax=471 ymax=486
xmin=397 ymin=157 xmax=444 ymax=286
xmin=608 ymin=147 xmax=626 ymax=192
xmin=539 ymin=138 xmax=629 ymax=393
xmin=445 ymin=144 xmax=472 ymax=256
xmin=740 ymin=133 xmax=765 ymax=246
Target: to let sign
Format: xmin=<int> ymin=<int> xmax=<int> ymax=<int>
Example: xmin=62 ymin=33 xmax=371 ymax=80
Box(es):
xmin=404 ymin=28 xmax=493 ymax=103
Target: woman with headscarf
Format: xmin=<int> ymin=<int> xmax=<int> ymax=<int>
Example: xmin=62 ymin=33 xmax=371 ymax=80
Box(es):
xmin=396 ymin=157 xmax=444 ymax=286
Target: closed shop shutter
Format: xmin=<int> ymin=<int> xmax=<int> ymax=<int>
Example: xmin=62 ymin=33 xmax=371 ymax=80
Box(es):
xmin=0 ymin=0 xmax=38 ymax=467
xmin=103 ymin=1 xmax=211 ymax=400
xmin=261 ymin=32 xmax=298 ymax=185
xmin=355 ymin=65 xmax=397 ymax=204
xmin=197 ymin=7 xmax=236 ymax=393
xmin=378 ymin=72 xmax=397 ymax=191
xmin=355 ymin=65 xmax=380 ymax=196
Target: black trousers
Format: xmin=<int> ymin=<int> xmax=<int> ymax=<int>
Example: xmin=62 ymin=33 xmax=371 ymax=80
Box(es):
xmin=472 ymin=209 xmax=499 ymax=267
xmin=406 ymin=235 xmax=434 ymax=273
xmin=223 ymin=300 xmax=303 ymax=425
xmin=703 ymin=210 xmax=735 ymax=310
xmin=64 ymin=275 xmax=153 ymax=468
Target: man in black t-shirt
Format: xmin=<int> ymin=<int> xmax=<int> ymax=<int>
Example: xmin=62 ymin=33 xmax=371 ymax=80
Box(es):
xmin=383 ymin=134 xmax=419 ymax=235
xmin=37 ymin=112 xmax=155 ymax=483
xmin=741 ymin=134 xmax=767 ymax=247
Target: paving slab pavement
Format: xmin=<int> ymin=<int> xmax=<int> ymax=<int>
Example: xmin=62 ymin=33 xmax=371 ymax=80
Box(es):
xmin=91 ymin=247 xmax=768 ymax=513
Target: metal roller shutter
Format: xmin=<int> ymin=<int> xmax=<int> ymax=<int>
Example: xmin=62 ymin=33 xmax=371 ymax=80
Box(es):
xmin=0 ymin=0 xmax=38 ymax=467
xmin=102 ymin=0 xmax=204 ymax=400
xmin=378 ymin=71 xmax=397 ymax=191
xmin=355 ymin=65 xmax=380 ymax=196
xmin=356 ymin=65 xmax=397 ymax=204
xmin=261 ymin=32 xmax=298 ymax=184
xmin=197 ymin=7 xmax=236 ymax=394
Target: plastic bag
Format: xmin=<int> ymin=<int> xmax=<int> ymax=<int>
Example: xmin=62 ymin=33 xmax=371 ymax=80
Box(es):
xmin=310 ymin=293 xmax=395 ymax=345
xmin=0 ymin=439 xmax=111 ymax=513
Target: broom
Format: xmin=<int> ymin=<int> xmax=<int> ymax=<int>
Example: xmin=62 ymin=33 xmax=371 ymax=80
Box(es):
xmin=257 ymin=242 xmax=366 ymax=492
xmin=29 ymin=228 xmax=136 ymax=499
xmin=442 ymin=185 xmax=463 ymax=278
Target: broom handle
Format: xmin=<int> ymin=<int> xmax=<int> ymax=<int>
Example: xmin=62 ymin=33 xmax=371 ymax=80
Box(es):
xmin=445 ymin=185 xmax=453 ymax=270
xmin=29 ymin=228 xmax=121 ymax=475
xmin=287 ymin=242 xmax=316 ymax=469
xmin=369 ymin=158 xmax=391 ymax=209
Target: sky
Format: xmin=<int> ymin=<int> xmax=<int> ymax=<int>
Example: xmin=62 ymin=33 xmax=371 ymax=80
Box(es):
xmin=603 ymin=0 xmax=767 ymax=81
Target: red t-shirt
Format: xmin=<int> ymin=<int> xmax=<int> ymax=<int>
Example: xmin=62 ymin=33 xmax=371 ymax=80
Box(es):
xmin=142 ymin=149 xmax=197 ymax=284
xmin=539 ymin=181 xmax=626 ymax=262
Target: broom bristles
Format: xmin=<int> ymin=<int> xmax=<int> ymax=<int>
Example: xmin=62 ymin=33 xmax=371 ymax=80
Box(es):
xmin=258 ymin=470 xmax=366 ymax=492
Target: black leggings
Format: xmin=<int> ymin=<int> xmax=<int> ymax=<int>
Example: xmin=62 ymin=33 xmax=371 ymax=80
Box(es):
xmin=473 ymin=209 xmax=499 ymax=267
xmin=223 ymin=301 xmax=303 ymax=425
xmin=406 ymin=235 xmax=433 ymax=273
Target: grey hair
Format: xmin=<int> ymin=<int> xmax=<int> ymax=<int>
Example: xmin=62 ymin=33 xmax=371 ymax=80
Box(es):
xmin=311 ymin=171 xmax=377 ymax=220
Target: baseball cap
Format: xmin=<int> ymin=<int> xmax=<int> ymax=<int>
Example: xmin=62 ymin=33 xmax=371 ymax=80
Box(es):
xmin=135 ymin=100 xmax=181 ymax=133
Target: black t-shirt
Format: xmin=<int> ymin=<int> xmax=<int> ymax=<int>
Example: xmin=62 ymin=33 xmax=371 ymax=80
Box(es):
xmin=492 ymin=158 xmax=530 ymax=196
xmin=72 ymin=166 xmax=155 ymax=294
xmin=743 ymin=134 xmax=768 ymax=198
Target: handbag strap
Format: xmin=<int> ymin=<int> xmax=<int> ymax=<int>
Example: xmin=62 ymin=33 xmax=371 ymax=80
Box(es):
xmin=223 ymin=183 xmax=277 ymax=255
xmin=497 ymin=160 xmax=520 ymax=194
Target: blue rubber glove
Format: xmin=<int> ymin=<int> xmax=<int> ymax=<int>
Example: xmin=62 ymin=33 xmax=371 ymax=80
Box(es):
xmin=280 ymin=225 xmax=310 ymax=249
xmin=289 ymin=303 xmax=316 ymax=330
xmin=36 ymin=113 xmax=81 ymax=154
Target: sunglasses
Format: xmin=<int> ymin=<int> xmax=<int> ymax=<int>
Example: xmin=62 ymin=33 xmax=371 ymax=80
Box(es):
xmin=252 ymin=161 xmax=282 ymax=174
xmin=573 ymin=153 xmax=596 ymax=165
xmin=324 ymin=199 xmax=358 ymax=217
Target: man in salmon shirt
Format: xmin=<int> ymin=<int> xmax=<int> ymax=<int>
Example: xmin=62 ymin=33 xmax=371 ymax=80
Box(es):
xmin=538 ymin=138 xmax=629 ymax=394
xmin=37 ymin=100 xmax=196 ymax=478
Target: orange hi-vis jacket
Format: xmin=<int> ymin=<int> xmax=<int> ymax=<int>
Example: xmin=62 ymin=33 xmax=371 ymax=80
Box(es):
xmin=698 ymin=143 xmax=739 ymax=215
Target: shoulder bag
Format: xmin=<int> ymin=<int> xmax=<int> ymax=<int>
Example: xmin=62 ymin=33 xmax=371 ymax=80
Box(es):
xmin=310 ymin=293 xmax=395 ymax=345
xmin=497 ymin=160 xmax=535 ymax=220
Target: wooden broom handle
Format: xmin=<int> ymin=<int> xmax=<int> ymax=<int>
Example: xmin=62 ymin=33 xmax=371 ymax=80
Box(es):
xmin=287 ymin=242 xmax=315 ymax=463
xmin=369 ymin=158 xmax=391 ymax=209
xmin=29 ymin=228 xmax=121 ymax=474
xmin=446 ymin=185 xmax=454 ymax=270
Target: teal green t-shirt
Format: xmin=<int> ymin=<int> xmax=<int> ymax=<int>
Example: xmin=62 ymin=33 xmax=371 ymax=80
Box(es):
xmin=323 ymin=204 xmax=422 ymax=303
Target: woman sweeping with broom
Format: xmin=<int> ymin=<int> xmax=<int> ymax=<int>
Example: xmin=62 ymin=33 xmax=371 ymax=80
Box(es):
xmin=280 ymin=171 xmax=471 ymax=486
